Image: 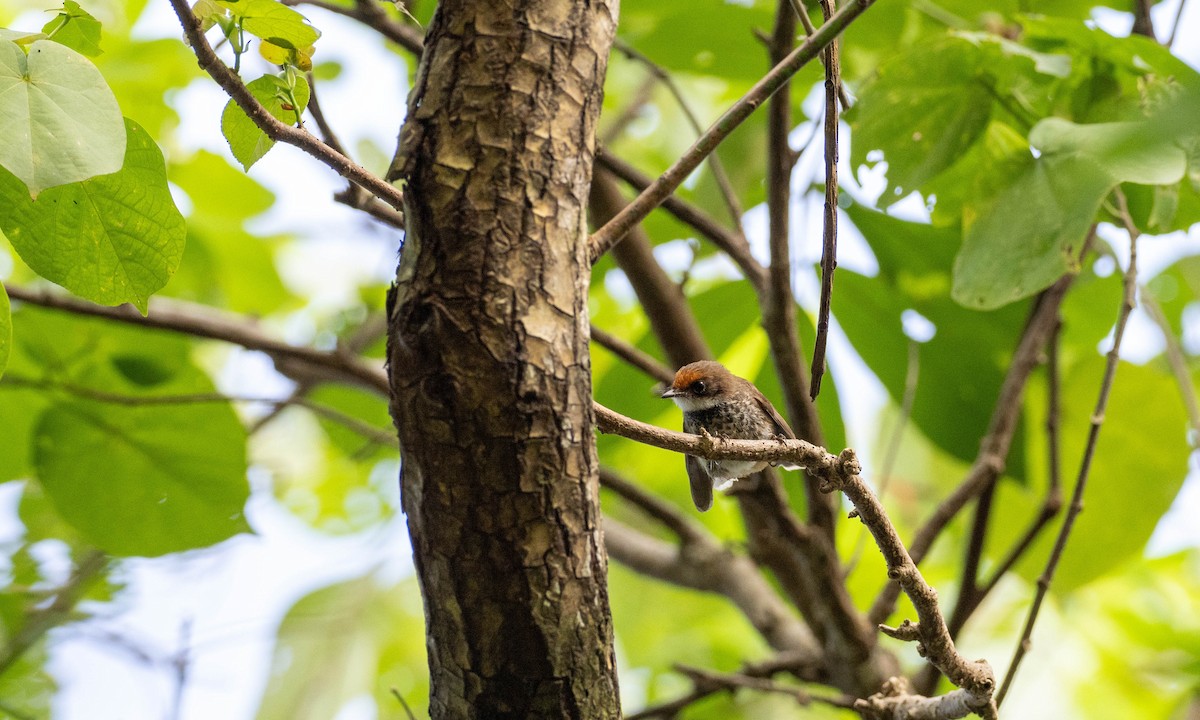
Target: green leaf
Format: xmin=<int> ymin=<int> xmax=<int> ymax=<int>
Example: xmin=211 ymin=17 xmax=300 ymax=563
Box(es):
xmin=216 ymin=0 xmax=320 ymax=53
xmin=41 ymin=0 xmax=104 ymax=57
xmin=221 ymin=73 xmax=310 ymax=169
xmin=0 ymin=119 xmax=186 ymax=312
xmin=952 ymin=152 xmax=1112 ymax=310
xmin=0 ymin=283 xmax=9 ymax=380
xmin=33 ymin=397 xmax=250 ymax=557
xmin=849 ymin=38 xmax=993 ymax=205
xmin=1035 ymin=363 xmax=1189 ymax=591
xmin=257 ymin=575 xmax=428 ymax=720
xmin=1030 ymin=117 xmax=1188 ymax=186
xmin=0 ymin=39 xmax=124 ymax=196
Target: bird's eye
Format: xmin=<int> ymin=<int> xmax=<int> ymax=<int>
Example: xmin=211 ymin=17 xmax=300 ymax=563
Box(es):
xmin=691 ymin=380 xmax=706 ymax=394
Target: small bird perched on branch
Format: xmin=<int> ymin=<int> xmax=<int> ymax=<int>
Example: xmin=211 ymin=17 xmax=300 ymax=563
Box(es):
xmin=661 ymin=361 xmax=799 ymax=511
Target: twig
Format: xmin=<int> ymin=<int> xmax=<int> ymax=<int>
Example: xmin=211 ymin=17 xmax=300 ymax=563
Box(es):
xmin=868 ymin=272 xmax=1075 ymax=625
xmin=996 ymin=191 xmax=1140 ymax=706
xmin=588 ymin=0 xmax=879 ymax=263
xmin=0 ymin=374 xmax=397 ymax=447
xmin=282 ymin=0 xmax=425 ymax=56
xmin=1131 ymin=0 xmax=1156 ymax=39
xmin=603 ymin=519 xmax=820 ymax=654
xmin=612 ymin=39 xmax=746 ymax=234
xmin=786 ymin=0 xmax=852 ymax=108
xmin=3 ymin=284 xmax=388 ymax=396
xmin=589 ymin=326 xmax=674 ymax=385
xmin=589 ymin=171 xmax=712 ymax=366
xmin=1143 ymin=293 xmax=1200 ymax=439
xmin=762 ymin=0 xmax=835 ymax=539
xmin=0 ymin=551 xmax=108 ymax=678
xmin=599 ymin=467 xmax=706 ymax=543
xmin=847 ymin=339 xmax=919 ymax=576
xmin=594 ymin=149 xmax=766 ymax=289
xmin=390 ymin=688 xmax=418 ymax=720
xmin=625 ymin=652 xmax=829 ymax=719
xmin=1167 ymin=0 xmax=1189 ymax=47
xmin=675 ymin=663 xmax=856 ymax=708
xmin=166 ymin=620 xmax=192 ymax=720
xmin=168 ymin=0 xmax=406 ymax=212
xmin=808 ymin=0 xmax=842 ymax=400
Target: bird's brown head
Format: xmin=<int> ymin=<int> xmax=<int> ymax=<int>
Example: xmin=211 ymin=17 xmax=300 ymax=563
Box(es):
xmin=661 ymin=360 xmax=737 ymax=412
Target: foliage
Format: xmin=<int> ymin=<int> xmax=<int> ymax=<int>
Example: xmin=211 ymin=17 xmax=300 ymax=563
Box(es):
xmin=0 ymin=0 xmax=1196 ymax=717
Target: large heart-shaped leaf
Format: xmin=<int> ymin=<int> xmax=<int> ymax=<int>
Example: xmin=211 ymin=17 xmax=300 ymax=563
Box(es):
xmin=0 ymin=39 xmax=124 ymax=196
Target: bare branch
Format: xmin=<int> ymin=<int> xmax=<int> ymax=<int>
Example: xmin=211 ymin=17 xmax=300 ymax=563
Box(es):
xmin=589 ymin=171 xmax=712 ymax=366
xmin=808 ymin=0 xmax=843 ymax=400
xmin=4 ymin=284 xmax=388 ymax=396
xmin=595 ymin=149 xmax=766 ymax=289
xmin=996 ymin=190 xmax=1141 ymax=706
xmin=588 ymin=0 xmax=879 ymax=262
xmin=167 ymin=0 xmax=405 ymax=212
xmin=282 ymin=0 xmax=425 ymax=56
xmin=0 ymin=551 xmax=108 ymax=677
xmin=869 ymin=272 xmax=1075 ymax=625
xmin=611 ymin=39 xmax=746 ymax=234
xmin=761 ymin=0 xmax=835 ymax=539
xmin=589 ymin=325 xmax=675 ymax=385
xmin=603 ymin=519 xmax=820 ymax=655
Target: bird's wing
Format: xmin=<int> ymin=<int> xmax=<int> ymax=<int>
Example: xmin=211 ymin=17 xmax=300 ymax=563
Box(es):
xmin=751 ymin=385 xmax=796 ymax=438
xmin=685 ymin=454 xmax=714 ymax=512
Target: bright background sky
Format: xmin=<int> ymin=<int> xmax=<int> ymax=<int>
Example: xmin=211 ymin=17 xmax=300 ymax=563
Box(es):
xmin=1 ymin=1 xmax=1199 ymax=718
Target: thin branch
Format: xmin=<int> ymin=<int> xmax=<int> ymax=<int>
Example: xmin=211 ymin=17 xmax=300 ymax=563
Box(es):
xmin=1143 ymin=292 xmax=1200 ymax=438
xmin=303 ymin=73 xmax=407 ymax=230
xmin=594 ymin=149 xmax=766 ymax=289
xmin=390 ymin=688 xmax=419 ymax=720
xmin=599 ymin=467 xmax=707 ymax=543
xmin=603 ymin=519 xmax=821 ymax=655
xmin=282 ymin=0 xmax=425 ymax=56
xmin=868 ymin=271 xmax=1076 ymax=625
xmin=761 ymin=0 xmax=835 ymax=540
xmin=1131 ymin=0 xmax=1157 ymax=39
xmin=996 ymin=191 xmax=1140 ymax=706
xmin=847 ymin=339 xmax=919 ymax=576
xmin=612 ymin=39 xmax=746 ymax=234
xmin=589 ymin=326 xmax=675 ymax=385
xmin=1167 ymin=0 xmax=1189 ymax=47
xmin=0 ymin=374 xmax=397 ymax=447
xmin=0 ymin=551 xmax=108 ymax=678
xmin=168 ymin=0 xmax=406 ymax=212
xmin=590 ymin=171 xmax=712 ymax=366
xmin=675 ymin=663 xmax=856 ymax=709
xmin=588 ymin=0 xmax=879 ymax=263
xmin=808 ymin=0 xmax=842 ymax=400
xmin=596 ymin=400 xmax=996 ymax=711
xmin=4 ymin=284 xmax=389 ymax=396
xmin=625 ymin=652 xmax=831 ymax=719
xmin=786 ymin=0 xmax=852 ymax=108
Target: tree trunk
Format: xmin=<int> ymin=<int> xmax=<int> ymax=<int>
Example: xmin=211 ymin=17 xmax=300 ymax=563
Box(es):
xmin=386 ymin=0 xmax=620 ymax=718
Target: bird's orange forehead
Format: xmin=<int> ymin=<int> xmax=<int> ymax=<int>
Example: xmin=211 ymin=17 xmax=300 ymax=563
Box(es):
xmin=672 ymin=367 xmax=708 ymax=388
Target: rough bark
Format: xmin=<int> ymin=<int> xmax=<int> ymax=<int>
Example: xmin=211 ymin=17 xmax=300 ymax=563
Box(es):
xmin=386 ymin=1 xmax=620 ymax=718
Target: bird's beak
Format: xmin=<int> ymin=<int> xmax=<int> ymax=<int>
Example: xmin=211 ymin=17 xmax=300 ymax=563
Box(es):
xmin=661 ymin=387 xmax=680 ymax=399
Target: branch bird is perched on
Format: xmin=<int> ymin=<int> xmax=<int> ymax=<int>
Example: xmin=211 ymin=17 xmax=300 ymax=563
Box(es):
xmin=661 ymin=361 xmax=800 ymax=511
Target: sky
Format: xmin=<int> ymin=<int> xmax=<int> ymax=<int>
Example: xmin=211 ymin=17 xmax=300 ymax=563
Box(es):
xmin=2 ymin=1 xmax=1199 ymax=718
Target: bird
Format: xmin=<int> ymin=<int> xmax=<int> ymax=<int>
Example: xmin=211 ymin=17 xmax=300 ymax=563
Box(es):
xmin=661 ymin=360 xmax=799 ymax=511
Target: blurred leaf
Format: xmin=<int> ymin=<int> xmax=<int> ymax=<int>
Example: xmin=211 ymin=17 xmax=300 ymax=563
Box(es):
xmin=0 ymin=282 xmax=8 ymax=379
xmin=34 ymin=395 xmax=250 ymax=556
xmin=0 ymin=39 xmax=124 ymax=196
xmin=166 ymin=151 xmax=295 ymax=313
xmin=618 ymin=0 xmax=774 ymax=84
xmin=850 ymin=38 xmax=993 ymax=205
xmin=257 ymin=574 xmax=428 ymax=720
xmin=0 ymin=119 xmax=185 ymax=312
xmin=840 ymin=203 xmax=1028 ymax=467
xmin=94 ymin=38 xmax=202 ymax=138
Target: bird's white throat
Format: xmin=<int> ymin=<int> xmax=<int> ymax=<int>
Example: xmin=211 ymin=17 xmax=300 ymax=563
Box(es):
xmin=670 ymin=395 xmax=722 ymax=413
